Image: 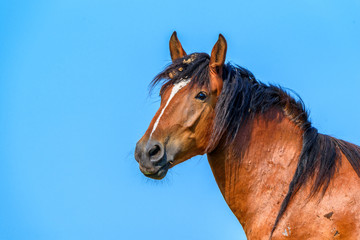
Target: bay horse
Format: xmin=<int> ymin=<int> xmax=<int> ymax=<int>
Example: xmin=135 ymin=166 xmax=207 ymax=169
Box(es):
xmin=134 ymin=32 xmax=360 ymax=239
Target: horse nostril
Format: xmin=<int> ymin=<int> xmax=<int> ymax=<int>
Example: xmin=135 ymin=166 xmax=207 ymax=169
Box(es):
xmin=148 ymin=144 xmax=161 ymax=157
xmin=145 ymin=140 xmax=164 ymax=162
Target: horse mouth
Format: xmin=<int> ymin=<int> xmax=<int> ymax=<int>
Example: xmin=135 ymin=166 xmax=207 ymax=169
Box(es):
xmin=141 ymin=163 xmax=170 ymax=180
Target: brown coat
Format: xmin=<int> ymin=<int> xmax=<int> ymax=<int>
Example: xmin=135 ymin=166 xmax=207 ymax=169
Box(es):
xmin=208 ymin=109 xmax=360 ymax=239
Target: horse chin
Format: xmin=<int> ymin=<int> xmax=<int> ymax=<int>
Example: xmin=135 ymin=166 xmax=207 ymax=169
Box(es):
xmin=141 ymin=163 xmax=169 ymax=180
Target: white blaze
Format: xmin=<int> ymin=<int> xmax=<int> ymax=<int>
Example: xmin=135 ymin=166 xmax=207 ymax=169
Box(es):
xmin=149 ymin=79 xmax=191 ymax=138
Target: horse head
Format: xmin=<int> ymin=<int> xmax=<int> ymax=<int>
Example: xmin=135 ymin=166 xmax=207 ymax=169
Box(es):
xmin=135 ymin=32 xmax=227 ymax=179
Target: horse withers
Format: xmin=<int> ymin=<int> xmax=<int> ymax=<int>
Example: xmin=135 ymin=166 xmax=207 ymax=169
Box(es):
xmin=135 ymin=32 xmax=360 ymax=239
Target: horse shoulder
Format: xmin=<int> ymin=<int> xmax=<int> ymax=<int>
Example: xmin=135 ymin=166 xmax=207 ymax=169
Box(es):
xmin=272 ymin=152 xmax=360 ymax=239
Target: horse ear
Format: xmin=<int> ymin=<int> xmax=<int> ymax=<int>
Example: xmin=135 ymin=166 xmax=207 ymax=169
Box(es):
xmin=209 ymin=34 xmax=227 ymax=95
xmin=169 ymin=31 xmax=187 ymax=61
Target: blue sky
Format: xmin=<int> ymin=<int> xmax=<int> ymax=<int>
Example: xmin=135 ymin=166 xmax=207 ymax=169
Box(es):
xmin=0 ymin=1 xmax=359 ymax=240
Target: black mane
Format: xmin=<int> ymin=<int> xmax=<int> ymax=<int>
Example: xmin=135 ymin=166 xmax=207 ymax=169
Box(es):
xmin=150 ymin=53 xmax=360 ymax=237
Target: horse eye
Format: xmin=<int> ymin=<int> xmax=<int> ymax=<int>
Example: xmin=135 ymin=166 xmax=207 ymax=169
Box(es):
xmin=195 ymin=91 xmax=207 ymax=101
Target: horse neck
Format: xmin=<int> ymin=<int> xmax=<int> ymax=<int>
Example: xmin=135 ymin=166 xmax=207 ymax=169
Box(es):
xmin=207 ymin=107 xmax=303 ymax=236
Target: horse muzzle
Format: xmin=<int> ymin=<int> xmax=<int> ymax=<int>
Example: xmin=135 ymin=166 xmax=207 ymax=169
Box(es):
xmin=135 ymin=139 xmax=170 ymax=180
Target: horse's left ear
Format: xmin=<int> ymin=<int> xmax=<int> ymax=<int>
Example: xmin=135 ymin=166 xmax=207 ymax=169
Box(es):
xmin=209 ymin=34 xmax=227 ymax=95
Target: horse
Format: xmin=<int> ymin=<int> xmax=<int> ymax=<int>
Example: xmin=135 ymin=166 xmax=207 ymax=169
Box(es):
xmin=134 ymin=32 xmax=360 ymax=239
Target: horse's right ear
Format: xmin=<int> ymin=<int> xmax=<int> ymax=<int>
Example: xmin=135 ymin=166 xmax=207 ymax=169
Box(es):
xmin=169 ymin=31 xmax=187 ymax=61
